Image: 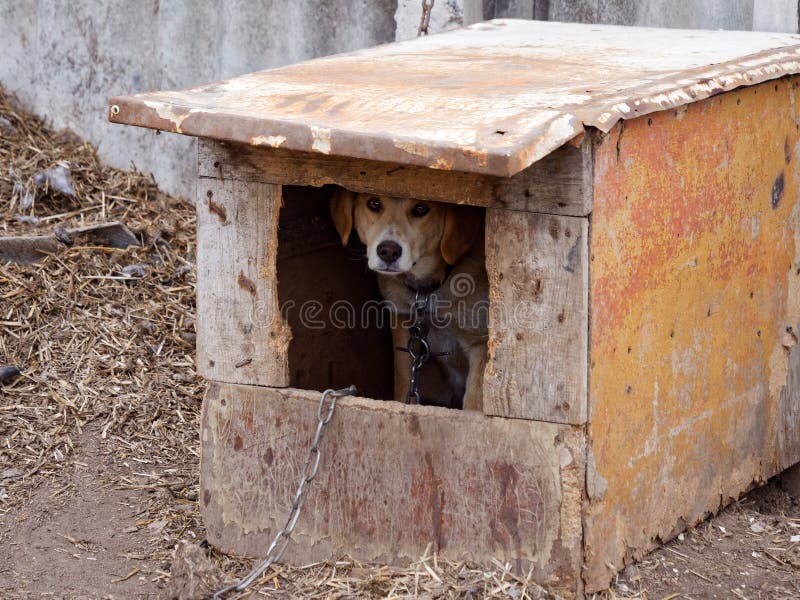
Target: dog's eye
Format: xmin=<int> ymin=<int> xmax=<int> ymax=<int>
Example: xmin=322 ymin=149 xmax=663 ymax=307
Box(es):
xmin=367 ymin=197 xmax=382 ymax=212
xmin=411 ymin=203 xmax=429 ymax=217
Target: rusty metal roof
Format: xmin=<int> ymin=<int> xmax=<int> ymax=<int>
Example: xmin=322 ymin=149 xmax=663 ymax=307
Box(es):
xmin=109 ymin=19 xmax=800 ymax=177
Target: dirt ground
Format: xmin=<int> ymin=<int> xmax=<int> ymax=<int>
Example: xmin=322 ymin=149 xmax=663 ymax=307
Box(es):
xmin=1 ymin=89 xmax=800 ymax=599
xmin=611 ymin=479 xmax=800 ymax=600
xmin=0 ymin=427 xmax=172 ymax=599
xmin=1 ymin=443 xmax=799 ymax=600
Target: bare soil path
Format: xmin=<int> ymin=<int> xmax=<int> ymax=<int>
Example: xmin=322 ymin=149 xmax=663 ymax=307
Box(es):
xmin=0 ymin=428 xmax=167 ymax=599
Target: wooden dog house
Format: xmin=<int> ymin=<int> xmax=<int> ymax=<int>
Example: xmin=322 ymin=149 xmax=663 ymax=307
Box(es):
xmin=109 ymin=20 xmax=800 ymax=596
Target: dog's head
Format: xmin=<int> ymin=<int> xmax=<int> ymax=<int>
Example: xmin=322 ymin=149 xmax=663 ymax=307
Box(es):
xmin=330 ymin=189 xmax=482 ymax=288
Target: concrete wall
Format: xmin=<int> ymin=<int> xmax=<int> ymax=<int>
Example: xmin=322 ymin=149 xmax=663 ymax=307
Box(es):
xmin=547 ymin=0 xmax=754 ymax=29
xmin=753 ymin=0 xmax=800 ymax=31
xmin=546 ymin=0 xmax=798 ymax=31
xmin=2 ymin=0 xmax=798 ymax=198
xmin=0 ymin=1 xmax=396 ymax=199
xmin=400 ymin=0 xmax=799 ymax=32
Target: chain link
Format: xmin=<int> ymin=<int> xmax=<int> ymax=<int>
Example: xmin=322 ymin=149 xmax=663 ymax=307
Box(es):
xmin=212 ymin=291 xmax=447 ymax=596
xmin=212 ymin=385 xmax=357 ymax=600
xmin=397 ymin=290 xmax=448 ymax=404
xmin=418 ymin=0 xmax=436 ymax=36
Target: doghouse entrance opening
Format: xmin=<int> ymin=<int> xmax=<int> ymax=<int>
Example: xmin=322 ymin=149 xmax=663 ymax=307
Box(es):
xmin=277 ymin=185 xmax=394 ymax=400
xmin=276 ymin=186 xmax=487 ymax=410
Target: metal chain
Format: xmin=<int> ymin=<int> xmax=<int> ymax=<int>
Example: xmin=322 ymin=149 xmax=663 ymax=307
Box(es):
xmin=212 ymin=293 xmax=447 ymax=596
xmin=418 ymin=0 xmax=436 ymax=36
xmin=212 ymin=385 xmax=357 ymax=600
xmin=397 ymin=291 xmax=448 ymax=404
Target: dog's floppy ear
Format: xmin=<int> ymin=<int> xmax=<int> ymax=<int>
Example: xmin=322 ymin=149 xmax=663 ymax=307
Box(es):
xmin=440 ymin=205 xmax=482 ymax=265
xmin=330 ymin=188 xmax=356 ymax=246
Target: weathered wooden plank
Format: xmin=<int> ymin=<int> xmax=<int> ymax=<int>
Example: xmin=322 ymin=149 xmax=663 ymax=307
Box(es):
xmin=197 ymin=137 xmax=592 ymax=216
xmin=65 ymin=221 xmax=139 ymax=249
xmin=195 ymin=174 xmax=290 ymax=386
xmin=0 ymin=222 xmax=138 ymax=265
xmin=483 ymin=210 xmax=589 ymax=424
xmin=777 ymin=341 xmax=800 ymax=468
xmin=0 ymin=236 xmax=61 ymax=264
xmin=200 ymin=383 xmax=585 ymax=597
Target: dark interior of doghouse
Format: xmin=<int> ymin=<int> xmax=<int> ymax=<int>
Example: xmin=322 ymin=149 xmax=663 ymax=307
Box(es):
xmin=277 ymin=185 xmax=394 ymax=400
xmin=276 ymin=185 xmax=486 ymax=409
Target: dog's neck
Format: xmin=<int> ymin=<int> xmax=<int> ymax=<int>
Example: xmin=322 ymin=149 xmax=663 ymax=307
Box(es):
xmin=403 ymin=263 xmax=454 ymax=295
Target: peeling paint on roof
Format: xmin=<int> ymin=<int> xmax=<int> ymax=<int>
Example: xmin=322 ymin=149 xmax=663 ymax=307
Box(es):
xmin=250 ymin=135 xmax=286 ymax=147
xmin=109 ymin=19 xmax=800 ymax=177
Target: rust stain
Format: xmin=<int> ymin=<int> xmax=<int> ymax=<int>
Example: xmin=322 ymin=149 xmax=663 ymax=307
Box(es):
xmin=407 ymin=413 xmax=422 ymax=438
xmin=531 ymin=271 xmax=544 ymax=301
xmin=548 ymin=218 xmax=560 ymax=239
xmin=208 ymin=198 xmax=227 ymax=222
xmin=585 ymin=76 xmax=800 ymax=592
xmin=109 ymin=20 xmax=800 ymax=177
xmin=410 ymin=451 xmax=447 ymax=551
xmin=489 ymin=462 xmax=522 ymax=554
xmin=425 ymin=453 xmax=445 ymax=550
xmin=237 ymin=271 xmax=257 ymax=296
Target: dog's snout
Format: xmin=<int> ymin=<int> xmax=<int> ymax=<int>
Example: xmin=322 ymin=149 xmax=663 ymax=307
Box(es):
xmin=377 ymin=240 xmax=402 ymax=264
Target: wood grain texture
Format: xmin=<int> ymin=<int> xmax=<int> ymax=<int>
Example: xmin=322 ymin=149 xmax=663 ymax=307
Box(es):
xmin=196 ymin=173 xmax=291 ymax=386
xmin=198 ymin=137 xmax=592 ymax=216
xmin=483 ymin=209 xmax=589 ymax=424
xmin=200 ymin=383 xmax=585 ymax=596
xmin=778 ymin=340 xmax=800 ymax=469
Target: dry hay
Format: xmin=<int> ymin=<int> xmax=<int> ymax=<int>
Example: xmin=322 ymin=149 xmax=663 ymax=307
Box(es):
xmin=0 ymin=85 xmax=204 ymax=588
xmin=0 ymin=87 xmax=562 ymax=599
xmin=207 ymin=550 xmax=555 ymax=600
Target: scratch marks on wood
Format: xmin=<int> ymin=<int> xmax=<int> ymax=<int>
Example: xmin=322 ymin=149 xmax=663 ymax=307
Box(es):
xmin=200 ymin=384 xmax=584 ymax=592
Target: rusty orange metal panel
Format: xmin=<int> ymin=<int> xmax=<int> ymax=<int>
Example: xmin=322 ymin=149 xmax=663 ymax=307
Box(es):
xmin=585 ymin=76 xmax=800 ymax=592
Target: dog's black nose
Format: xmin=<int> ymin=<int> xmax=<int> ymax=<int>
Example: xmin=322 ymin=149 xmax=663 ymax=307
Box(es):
xmin=377 ymin=241 xmax=402 ymax=264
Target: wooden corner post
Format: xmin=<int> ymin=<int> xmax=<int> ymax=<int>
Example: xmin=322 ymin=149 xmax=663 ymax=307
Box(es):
xmin=196 ymin=143 xmax=291 ymax=387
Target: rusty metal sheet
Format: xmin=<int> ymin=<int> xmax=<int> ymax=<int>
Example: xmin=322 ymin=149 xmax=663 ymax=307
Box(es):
xmin=200 ymin=383 xmax=585 ymax=596
xmin=109 ymin=19 xmax=800 ymax=177
xmin=584 ymin=76 xmax=800 ymax=592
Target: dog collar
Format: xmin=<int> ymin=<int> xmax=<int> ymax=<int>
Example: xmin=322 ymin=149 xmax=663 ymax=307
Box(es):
xmin=404 ymin=264 xmax=454 ymax=295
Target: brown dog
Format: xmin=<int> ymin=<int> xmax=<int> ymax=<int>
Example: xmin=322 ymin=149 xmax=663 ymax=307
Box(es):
xmin=330 ymin=189 xmax=487 ymax=411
